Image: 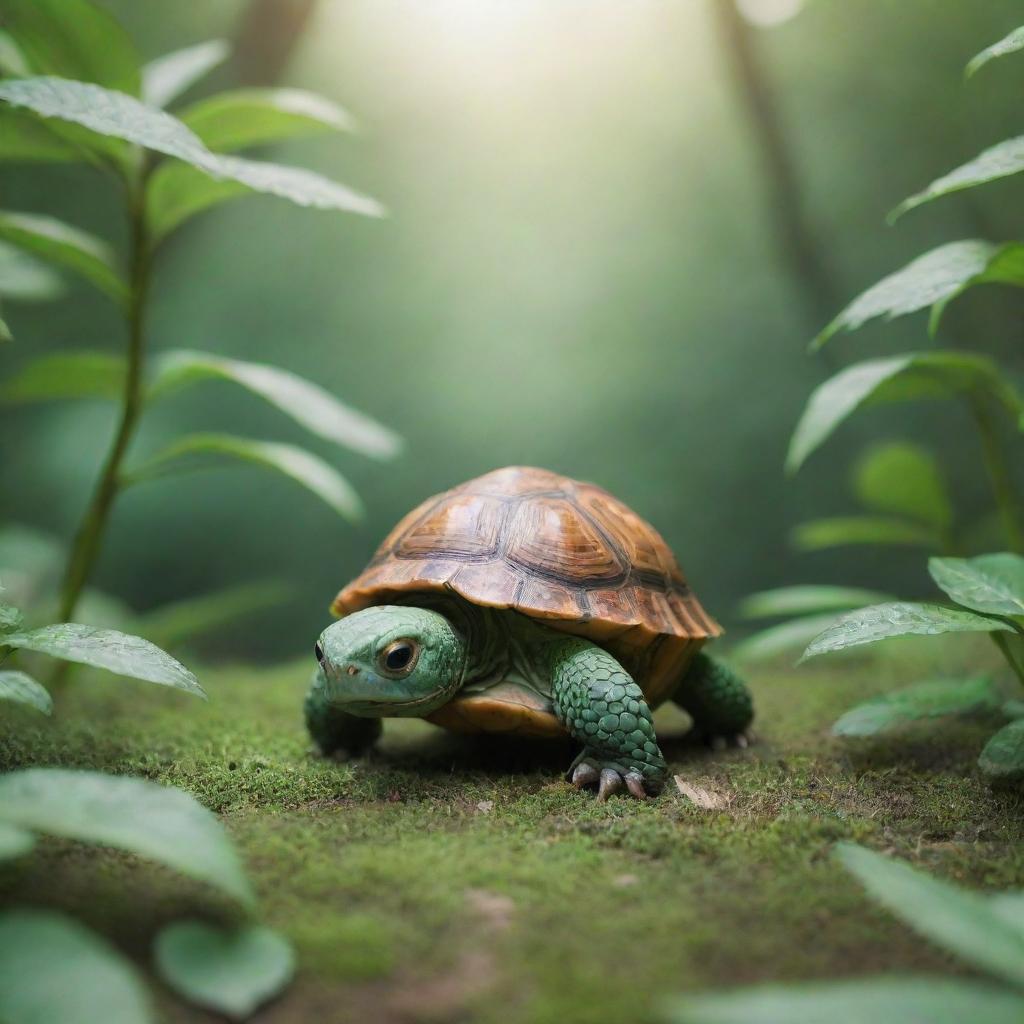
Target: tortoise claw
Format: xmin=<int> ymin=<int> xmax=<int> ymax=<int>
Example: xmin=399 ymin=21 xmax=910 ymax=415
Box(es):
xmin=597 ymin=768 xmax=623 ymax=801
xmin=571 ymin=762 xmax=601 ymax=788
xmin=624 ymin=773 xmax=648 ymax=800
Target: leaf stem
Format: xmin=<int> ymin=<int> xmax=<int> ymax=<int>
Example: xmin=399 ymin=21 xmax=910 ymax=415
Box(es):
xmin=968 ymin=394 xmax=1024 ymax=554
xmin=992 ymin=632 xmax=1024 ymax=692
xmin=58 ymin=182 xmax=151 ymax=623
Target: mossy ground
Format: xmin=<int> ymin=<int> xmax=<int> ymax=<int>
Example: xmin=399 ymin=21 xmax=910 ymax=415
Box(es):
xmin=1 ymin=637 xmax=1022 ymax=1023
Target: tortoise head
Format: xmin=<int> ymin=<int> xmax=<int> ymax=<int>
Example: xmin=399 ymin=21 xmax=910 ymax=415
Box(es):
xmin=315 ymin=605 xmax=467 ymax=717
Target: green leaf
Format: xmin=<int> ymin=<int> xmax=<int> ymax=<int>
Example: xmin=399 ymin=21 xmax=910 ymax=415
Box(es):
xmin=0 ymin=910 xmax=154 ymax=1024
xmin=127 ymin=433 xmax=364 ymax=522
xmin=0 ymin=769 xmax=255 ymax=908
xmin=180 ymin=87 xmax=355 ymax=153
xmin=1 ymin=624 xmax=206 ymax=697
xmin=151 ymin=350 xmax=402 ymax=460
xmin=0 ymin=309 xmax=10 ymax=342
xmin=967 ymin=26 xmax=1024 ymax=77
xmin=1 ymin=350 xmax=125 ymax=403
xmin=893 ymin=136 xmax=1024 ymax=220
xmin=0 ymin=241 xmax=65 ymax=301
xmin=930 ymin=242 xmax=1024 ymax=333
xmin=812 ymin=240 xmax=1018 ymax=349
xmin=801 ymin=602 xmax=1016 ymax=662
xmin=979 ymin=719 xmax=1024 ymax=784
xmin=786 ymin=352 xmax=1021 ymax=474
xmin=0 ymin=602 xmax=23 ymax=631
xmin=0 ymin=29 xmax=30 ymax=76
xmin=135 ymin=581 xmax=290 ymax=650
xmin=929 ymin=553 xmax=1024 ymax=616
xmin=665 ymin=977 xmax=1024 ymax=1024
xmin=853 ymin=442 xmax=952 ymax=530
xmin=730 ymin=613 xmax=847 ymax=663
xmin=155 ymin=922 xmax=295 ymax=1020
xmin=1003 ymin=698 xmax=1024 ymax=720
xmin=737 ymin=585 xmax=896 ymax=620
xmin=0 ymin=109 xmax=82 ymax=163
xmin=832 ymin=676 xmax=1001 ymax=737
xmin=0 ymin=78 xmax=385 ymax=229
xmin=0 ymin=671 xmax=52 ymax=715
xmin=837 ymin=842 xmax=1024 ymax=987
xmin=791 ymin=516 xmax=940 ymax=552
xmin=141 ymin=39 xmax=230 ymax=109
xmin=0 ymin=821 xmax=34 ymax=860
xmin=0 ymin=211 xmax=126 ymax=306
xmin=0 ymin=0 xmax=141 ymax=94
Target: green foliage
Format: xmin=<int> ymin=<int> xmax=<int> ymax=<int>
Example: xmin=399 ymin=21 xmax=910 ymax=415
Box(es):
xmin=0 ymin=670 xmax=53 ymax=715
xmin=0 ymin=241 xmax=64 ymax=301
xmin=978 ymin=719 xmax=1024 ymax=784
xmin=0 ymin=821 xmax=35 ymax=860
xmin=787 ymin=352 xmax=1021 ymax=475
xmin=141 ymin=39 xmax=230 ymax=109
xmin=0 ymin=910 xmax=153 ymax=1024
xmin=967 ymin=26 xmax=1024 ymax=78
xmin=832 ymin=676 xmax=1000 ymax=737
xmin=730 ymin=612 xmax=852 ymax=663
xmin=801 ymin=602 xmax=1016 ymax=661
xmin=668 ymin=844 xmax=1024 ymax=1022
xmin=929 ymin=553 xmax=1024 ymax=616
xmin=155 ymin=922 xmax=295 ymax=1020
xmin=791 ymin=515 xmax=940 ymax=551
xmin=1 ymin=350 xmax=125 ymax=402
xmin=737 ymin=585 xmax=895 ymax=619
xmin=0 ymin=210 xmax=126 ymax=306
xmin=854 ymin=442 xmax=952 ymax=531
xmin=150 ymin=350 xmax=402 ymax=460
xmin=127 ymin=433 xmax=364 ymax=522
xmin=0 ymin=768 xmax=254 ymax=908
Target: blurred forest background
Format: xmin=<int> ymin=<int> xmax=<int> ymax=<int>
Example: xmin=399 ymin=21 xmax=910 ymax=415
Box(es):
xmin=3 ymin=0 xmax=1023 ymax=659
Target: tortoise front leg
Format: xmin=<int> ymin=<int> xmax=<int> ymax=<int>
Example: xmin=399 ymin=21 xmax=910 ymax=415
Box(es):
xmin=548 ymin=637 xmax=667 ymax=799
xmin=304 ymin=668 xmax=382 ymax=758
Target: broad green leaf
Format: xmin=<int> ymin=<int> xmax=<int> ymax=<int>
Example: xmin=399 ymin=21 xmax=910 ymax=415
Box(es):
xmin=792 ymin=516 xmax=940 ymax=552
xmin=155 ymin=922 xmax=295 ymax=1020
xmin=0 ymin=109 xmax=82 ymax=163
xmin=737 ymin=585 xmax=896 ymax=620
xmin=930 ymin=242 xmax=1024 ymax=333
xmin=151 ymin=350 xmax=402 ymax=459
xmin=1003 ymin=698 xmax=1024 ymax=719
xmin=0 ymin=910 xmax=153 ymax=1024
xmin=801 ymin=602 xmax=1016 ymax=661
xmin=929 ymin=553 xmax=1024 ymax=616
xmin=127 ymin=433 xmax=364 ymax=522
xmin=837 ymin=842 xmax=1024 ymax=987
xmin=0 ymin=0 xmax=140 ymax=94
xmin=2 ymin=624 xmax=206 ymax=697
xmin=180 ymin=87 xmax=355 ymax=153
xmin=142 ymin=39 xmax=230 ymax=109
xmin=893 ymin=136 xmax=1024 ymax=220
xmin=990 ymin=892 xmax=1024 ymax=937
xmin=144 ymin=155 xmax=384 ymax=242
xmin=812 ymin=240 xmax=1021 ymax=349
xmin=853 ymin=441 xmax=952 ymax=530
xmin=978 ymin=719 xmax=1024 ymax=784
xmin=136 ymin=581 xmax=290 ymax=649
xmin=0 ymin=602 xmax=23 ymax=631
xmin=786 ymin=352 xmax=1021 ymax=473
xmin=665 ymin=977 xmax=1024 ymax=1024
xmin=0 ymin=822 xmax=34 ymax=860
xmin=730 ymin=613 xmax=845 ymax=663
xmin=1 ymin=351 xmax=125 ymax=403
xmin=0 ymin=308 xmax=10 ymax=341
xmin=0 ymin=241 xmax=65 ymax=301
xmin=0 ymin=29 xmax=30 ymax=76
xmin=0 ymin=210 xmax=126 ymax=305
xmin=0 ymin=769 xmax=255 ymax=908
xmin=0 ymin=670 xmax=52 ymax=715
xmin=0 ymin=78 xmax=385 ymax=229
xmin=832 ymin=676 xmax=1001 ymax=737
xmin=967 ymin=26 xmax=1024 ymax=77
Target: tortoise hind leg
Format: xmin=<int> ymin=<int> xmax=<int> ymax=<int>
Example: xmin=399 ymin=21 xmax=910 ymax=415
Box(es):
xmin=672 ymin=653 xmax=753 ymax=749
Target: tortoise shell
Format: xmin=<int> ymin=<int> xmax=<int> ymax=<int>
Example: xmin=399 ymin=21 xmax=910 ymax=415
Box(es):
xmin=331 ymin=467 xmax=721 ymax=737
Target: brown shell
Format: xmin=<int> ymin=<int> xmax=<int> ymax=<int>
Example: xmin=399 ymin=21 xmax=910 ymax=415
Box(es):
xmin=332 ymin=467 xmax=722 ymax=734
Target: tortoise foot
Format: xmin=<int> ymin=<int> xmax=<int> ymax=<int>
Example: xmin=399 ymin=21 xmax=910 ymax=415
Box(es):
xmin=568 ymin=757 xmax=659 ymax=801
xmin=689 ymin=729 xmax=754 ymax=751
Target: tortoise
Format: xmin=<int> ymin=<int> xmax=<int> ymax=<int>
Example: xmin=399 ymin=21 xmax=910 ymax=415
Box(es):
xmin=305 ymin=466 xmax=753 ymax=799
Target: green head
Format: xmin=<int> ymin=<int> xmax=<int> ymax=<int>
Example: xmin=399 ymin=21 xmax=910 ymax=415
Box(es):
xmin=314 ymin=605 xmax=467 ymax=717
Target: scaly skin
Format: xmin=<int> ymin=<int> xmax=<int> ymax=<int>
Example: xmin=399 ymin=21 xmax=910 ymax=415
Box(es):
xmin=547 ymin=637 xmax=667 ymax=799
xmin=674 ymin=653 xmax=753 ymax=744
xmin=304 ymin=667 xmax=382 ymax=756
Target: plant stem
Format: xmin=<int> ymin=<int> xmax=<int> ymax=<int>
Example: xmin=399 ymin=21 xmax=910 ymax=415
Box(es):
xmin=992 ymin=632 xmax=1024 ymax=691
xmin=58 ymin=185 xmax=151 ymax=622
xmin=969 ymin=394 xmax=1024 ymax=554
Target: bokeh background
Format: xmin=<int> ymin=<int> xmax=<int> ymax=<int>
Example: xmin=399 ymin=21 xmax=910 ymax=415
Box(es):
xmin=3 ymin=0 xmax=1023 ymax=659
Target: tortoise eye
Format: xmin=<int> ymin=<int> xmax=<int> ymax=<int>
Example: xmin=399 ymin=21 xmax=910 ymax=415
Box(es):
xmin=314 ymin=641 xmax=325 ymax=665
xmin=379 ymin=639 xmax=418 ymax=675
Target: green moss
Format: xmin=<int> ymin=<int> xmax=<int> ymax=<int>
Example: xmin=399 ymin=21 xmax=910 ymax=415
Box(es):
xmin=1 ymin=649 xmax=1022 ymax=1023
